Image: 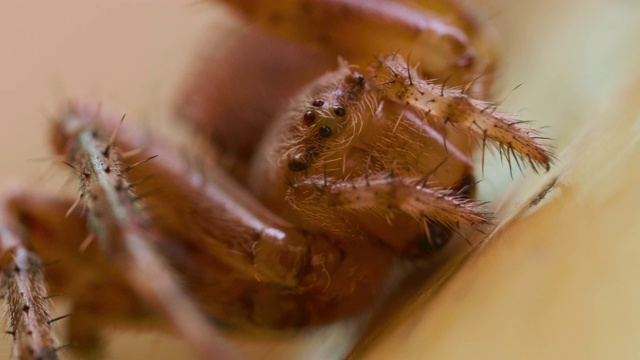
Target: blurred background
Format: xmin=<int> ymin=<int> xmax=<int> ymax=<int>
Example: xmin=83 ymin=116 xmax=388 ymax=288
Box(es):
xmin=0 ymin=0 xmax=639 ymax=359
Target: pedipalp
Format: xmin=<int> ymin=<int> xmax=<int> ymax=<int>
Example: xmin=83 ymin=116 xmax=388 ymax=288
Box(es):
xmin=373 ymin=55 xmax=554 ymax=171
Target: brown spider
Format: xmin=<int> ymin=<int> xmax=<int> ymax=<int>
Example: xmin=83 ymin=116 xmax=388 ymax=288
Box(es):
xmin=0 ymin=1 xmax=553 ymax=359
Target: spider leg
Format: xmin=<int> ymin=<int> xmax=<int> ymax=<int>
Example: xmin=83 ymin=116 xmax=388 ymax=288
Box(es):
xmin=62 ymin=100 xmax=315 ymax=288
xmin=0 ymin=182 xmax=243 ymax=360
xmin=373 ymin=55 xmax=554 ymax=171
xmin=52 ymin=104 xmax=247 ymax=360
xmin=288 ymin=173 xmax=491 ymax=255
xmin=217 ymin=0 xmax=493 ymax=83
xmin=0 ymin=186 xmax=149 ymax=358
xmin=0 ymin=196 xmax=60 ymax=360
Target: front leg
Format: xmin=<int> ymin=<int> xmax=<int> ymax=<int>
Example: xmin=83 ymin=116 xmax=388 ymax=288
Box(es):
xmin=288 ymin=174 xmax=491 ymax=256
xmin=217 ymin=0 xmax=494 ymax=85
xmin=0 ymin=186 xmax=146 ymax=359
xmin=373 ymin=55 xmax=554 ymax=172
xmin=61 ymin=101 xmax=330 ymax=288
xmin=0 ymin=182 xmax=243 ymax=360
xmin=0 ymin=242 xmax=58 ymax=360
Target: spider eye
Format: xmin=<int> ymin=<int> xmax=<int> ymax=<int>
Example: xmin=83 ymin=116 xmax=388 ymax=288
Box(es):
xmin=311 ymin=99 xmax=324 ymax=107
xmin=303 ymin=110 xmax=316 ymax=124
xmin=318 ymin=125 xmax=332 ymax=138
xmin=288 ymin=157 xmax=308 ymax=172
xmin=333 ymin=105 xmax=346 ymax=117
xmin=416 ymin=225 xmax=451 ymax=254
xmin=352 ymin=72 xmax=365 ymax=85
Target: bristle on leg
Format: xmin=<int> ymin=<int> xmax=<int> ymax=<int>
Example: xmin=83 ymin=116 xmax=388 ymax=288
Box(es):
xmin=373 ymin=55 xmax=554 ymax=171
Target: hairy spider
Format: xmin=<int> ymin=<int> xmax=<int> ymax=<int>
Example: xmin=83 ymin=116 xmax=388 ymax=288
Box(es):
xmin=0 ymin=1 xmax=553 ymax=359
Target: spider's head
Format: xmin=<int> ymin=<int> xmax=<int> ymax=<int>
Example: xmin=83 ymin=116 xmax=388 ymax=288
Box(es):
xmin=275 ymin=65 xmax=377 ymax=176
xmin=249 ymin=62 xmax=380 ymax=203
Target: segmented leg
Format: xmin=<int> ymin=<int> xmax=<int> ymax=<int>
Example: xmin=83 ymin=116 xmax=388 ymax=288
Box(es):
xmin=216 ymin=0 xmax=494 ymax=84
xmin=287 ymin=173 xmax=491 ymax=254
xmin=0 ymin=186 xmax=240 ymax=358
xmin=53 ymin=106 xmax=242 ymax=360
xmin=0 ymin=187 xmax=72 ymax=360
xmin=0 ymin=186 xmax=157 ymax=357
xmin=0 ymin=241 xmax=59 ymax=360
xmin=373 ymin=55 xmax=554 ymax=171
xmin=61 ymin=101 xmax=316 ymax=288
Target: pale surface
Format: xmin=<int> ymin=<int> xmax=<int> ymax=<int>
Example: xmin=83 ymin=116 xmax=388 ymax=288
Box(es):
xmin=1 ymin=0 xmax=640 ymax=359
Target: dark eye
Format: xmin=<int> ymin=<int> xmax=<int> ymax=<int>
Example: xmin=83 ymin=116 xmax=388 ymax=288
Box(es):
xmin=333 ymin=105 xmax=346 ymax=117
xmin=416 ymin=224 xmax=451 ymax=254
xmin=288 ymin=159 xmax=307 ymax=172
xmin=312 ymin=99 xmax=324 ymax=107
xmin=303 ymin=110 xmax=316 ymax=124
xmin=352 ymin=72 xmax=365 ymax=85
xmin=318 ymin=125 xmax=332 ymax=138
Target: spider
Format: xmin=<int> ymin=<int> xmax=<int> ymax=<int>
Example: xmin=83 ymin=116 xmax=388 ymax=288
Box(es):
xmin=0 ymin=0 xmax=553 ymax=359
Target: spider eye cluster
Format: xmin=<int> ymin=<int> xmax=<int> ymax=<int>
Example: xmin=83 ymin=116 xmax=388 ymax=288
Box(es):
xmin=301 ymin=99 xmax=346 ymax=139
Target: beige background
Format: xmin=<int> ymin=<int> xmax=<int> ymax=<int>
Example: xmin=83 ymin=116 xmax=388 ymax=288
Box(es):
xmin=0 ymin=0 xmax=222 ymax=185
xmin=1 ymin=0 xmax=640 ymax=359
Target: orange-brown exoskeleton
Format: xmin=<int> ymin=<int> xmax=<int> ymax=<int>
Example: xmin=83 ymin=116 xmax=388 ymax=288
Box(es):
xmin=0 ymin=1 xmax=552 ymax=359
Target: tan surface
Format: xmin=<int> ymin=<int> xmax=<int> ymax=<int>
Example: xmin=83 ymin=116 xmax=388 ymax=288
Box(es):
xmin=1 ymin=0 xmax=639 ymax=359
